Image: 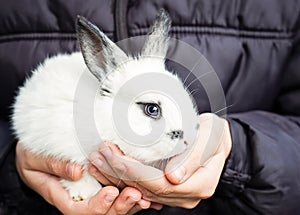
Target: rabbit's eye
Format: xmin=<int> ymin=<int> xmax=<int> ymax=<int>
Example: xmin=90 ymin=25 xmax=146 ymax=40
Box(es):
xmin=144 ymin=104 xmax=161 ymax=119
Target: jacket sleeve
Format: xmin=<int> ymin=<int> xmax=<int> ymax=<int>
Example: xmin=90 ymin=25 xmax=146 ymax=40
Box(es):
xmin=215 ymin=31 xmax=300 ymax=214
xmin=0 ymin=120 xmax=13 ymax=167
xmin=0 ymin=120 xmax=61 ymax=214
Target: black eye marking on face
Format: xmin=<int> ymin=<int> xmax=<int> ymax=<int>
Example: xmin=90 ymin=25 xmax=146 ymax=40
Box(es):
xmin=167 ymin=130 xmax=184 ymax=139
xmin=136 ymin=102 xmax=162 ymax=119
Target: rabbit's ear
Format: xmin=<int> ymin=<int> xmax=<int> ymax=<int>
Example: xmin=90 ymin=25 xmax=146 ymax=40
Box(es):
xmin=142 ymin=9 xmax=171 ymax=58
xmin=76 ymin=16 xmax=127 ymax=82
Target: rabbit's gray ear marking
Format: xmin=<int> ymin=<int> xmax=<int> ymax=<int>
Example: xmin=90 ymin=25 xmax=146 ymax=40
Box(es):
xmin=76 ymin=16 xmax=127 ymax=82
xmin=142 ymin=9 xmax=171 ymax=58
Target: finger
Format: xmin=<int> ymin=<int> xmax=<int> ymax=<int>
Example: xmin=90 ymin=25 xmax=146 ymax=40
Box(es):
xmin=127 ymin=201 xmax=152 ymax=215
xmin=50 ymin=180 xmax=120 ymax=214
xmin=93 ymin=143 xmax=144 ymax=185
xmin=137 ymin=199 xmax=152 ymax=209
xmin=88 ymin=165 xmax=112 ymax=185
xmin=165 ymin=113 xmax=226 ymax=184
xmin=193 ymin=152 xmax=227 ymax=198
xmin=22 ymin=165 xmax=120 ymax=215
xmin=122 ymin=177 xmax=202 ymax=208
xmin=99 ymin=146 xmax=165 ymax=182
xmin=196 ymin=113 xmax=229 ymax=165
xmin=88 ymin=165 xmax=127 ymax=188
xmin=144 ymin=196 xmax=200 ymax=209
xmin=164 ymin=152 xmax=226 ymax=200
xmin=20 ymin=169 xmax=77 ymax=212
xmin=89 ymin=151 xmax=126 ymax=188
xmin=178 ymin=152 xmax=226 ymax=198
xmin=103 ymin=157 xmax=173 ymax=197
xmin=17 ymin=143 xmax=83 ymax=181
xmin=97 ymin=148 xmax=212 ymax=207
xmin=149 ymin=202 xmax=163 ymax=210
xmin=90 ymin=148 xmax=120 ymax=178
xmin=106 ymin=187 xmax=142 ymax=215
xmin=122 ymin=178 xmax=197 ymax=207
xmin=128 ymin=202 xmax=163 ymax=215
xmin=122 ymin=179 xmax=201 ymax=208
xmin=127 ymin=205 xmax=143 ymax=215
xmin=69 ymin=186 xmax=119 ymax=215
xmin=123 ymin=152 xmax=226 ymax=201
xmin=107 ymin=143 xmax=125 ymax=156
xmin=164 ymin=148 xmax=199 ymax=185
xmin=127 ymin=199 xmax=157 ymax=215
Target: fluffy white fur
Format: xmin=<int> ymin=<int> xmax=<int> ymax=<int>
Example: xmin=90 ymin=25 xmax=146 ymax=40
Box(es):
xmin=12 ymin=10 xmax=197 ymax=200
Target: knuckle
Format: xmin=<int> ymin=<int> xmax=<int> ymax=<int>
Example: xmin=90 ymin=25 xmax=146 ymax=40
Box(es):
xmin=22 ymin=158 xmax=31 ymax=169
xmin=93 ymin=207 xmax=106 ymax=215
xmin=22 ymin=148 xmax=30 ymax=158
xmin=46 ymin=159 xmax=55 ymax=172
xmin=88 ymin=201 xmax=106 ymax=215
xmin=22 ymin=150 xmax=32 ymax=166
xmin=47 ymin=158 xmax=61 ymax=175
xmin=114 ymin=205 xmax=127 ymax=215
xmin=142 ymin=190 xmax=155 ymax=200
xmin=155 ymin=187 xmax=173 ymax=196
xmin=117 ymin=210 xmax=127 ymax=215
xmin=181 ymin=200 xmax=201 ymax=209
xmin=113 ymin=203 xmax=122 ymax=211
xmin=199 ymin=188 xmax=216 ymax=199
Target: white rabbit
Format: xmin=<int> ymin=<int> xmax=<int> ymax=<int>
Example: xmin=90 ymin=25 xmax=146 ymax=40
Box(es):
xmin=12 ymin=10 xmax=198 ymax=200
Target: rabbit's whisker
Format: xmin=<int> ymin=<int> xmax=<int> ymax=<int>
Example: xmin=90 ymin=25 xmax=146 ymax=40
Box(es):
xmin=183 ymin=70 xmax=192 ymax=86
xmin=183 ymin=57 xmax=206 ymax=86
xmin=189 ymin=88 xmax=200 ymax=96
xmin=213 ymin=103 xmax=235 ymax=116
xmin=185 ymin=71 xmax=213 ymax=90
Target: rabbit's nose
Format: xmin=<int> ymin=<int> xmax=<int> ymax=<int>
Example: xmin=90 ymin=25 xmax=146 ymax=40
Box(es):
xmin=167 ymin=130 xmax=184 ymax=139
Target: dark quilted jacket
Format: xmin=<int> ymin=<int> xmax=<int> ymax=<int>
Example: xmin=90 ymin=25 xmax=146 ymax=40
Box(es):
xmin=1 ymin=0 xmax=300 ymax=214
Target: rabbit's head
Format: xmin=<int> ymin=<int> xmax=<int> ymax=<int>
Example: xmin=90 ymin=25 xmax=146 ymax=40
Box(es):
xmin=76 ymin=10 xmax=198 ymax=163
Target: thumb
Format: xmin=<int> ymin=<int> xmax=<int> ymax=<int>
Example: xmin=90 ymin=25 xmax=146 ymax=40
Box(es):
xmin=18 ymin=144 xmax=83 ymax=181
xmin=48 ymin=159 xmax=83 ymax=181
xmin=165 ymin=113 xmax=224 ymax=184
xmin=164 ymin=149 xmax=199 ymax=184
xmin=35 ymin=156 xmax=83 ymax=181
xmin=39 ymin=157 xmax=83 ymax=181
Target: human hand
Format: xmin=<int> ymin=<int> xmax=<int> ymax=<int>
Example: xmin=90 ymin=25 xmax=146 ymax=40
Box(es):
xmin=89 ymin=113 xmax=232 ymax=209
xmin=15 ymin=143 xmax=154 ymax=214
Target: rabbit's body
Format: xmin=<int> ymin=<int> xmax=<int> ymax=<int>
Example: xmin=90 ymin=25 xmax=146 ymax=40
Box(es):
xmin=12 ymin=11 xmax=198 ymax=200
xmin=13 ymin=53 xmax=87 ymax=162
xmin=13 ymin=53 xmax=104 ymax=199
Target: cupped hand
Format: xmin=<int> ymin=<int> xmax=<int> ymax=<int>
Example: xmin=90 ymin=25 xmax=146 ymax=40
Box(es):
xmin=89 ymin=113 xmax=232 ymax=209
xmin=15 ymin=143 xmax=153 ymax=214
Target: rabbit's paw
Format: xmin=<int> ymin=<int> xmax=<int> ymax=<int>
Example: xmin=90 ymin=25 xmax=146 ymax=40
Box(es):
xmin=61 ymin=174 xmax=102 ymax=201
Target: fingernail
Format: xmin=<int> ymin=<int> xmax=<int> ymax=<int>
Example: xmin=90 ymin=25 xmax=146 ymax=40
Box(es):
xmin=92 ymin=159 xmax=103 ymax=169
xmin=173 ymin=166 xmax=185 ymax=182
xmin=90 ymin=169 xmax=101 ymax=178
xmin=138 ymin=199 xmax=151 ymax=209
xmin=115 ymin=163 xmax=127 ymax=172
xmin=105 ymin=194 xmax=117 ymax=204
xmin=66 ymin=162 xmax=75 ymax=179
xmin=126 ymin=197 xmax=137 ymax=205
xmin=101 ymin=148 xmax=112 ymax=157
